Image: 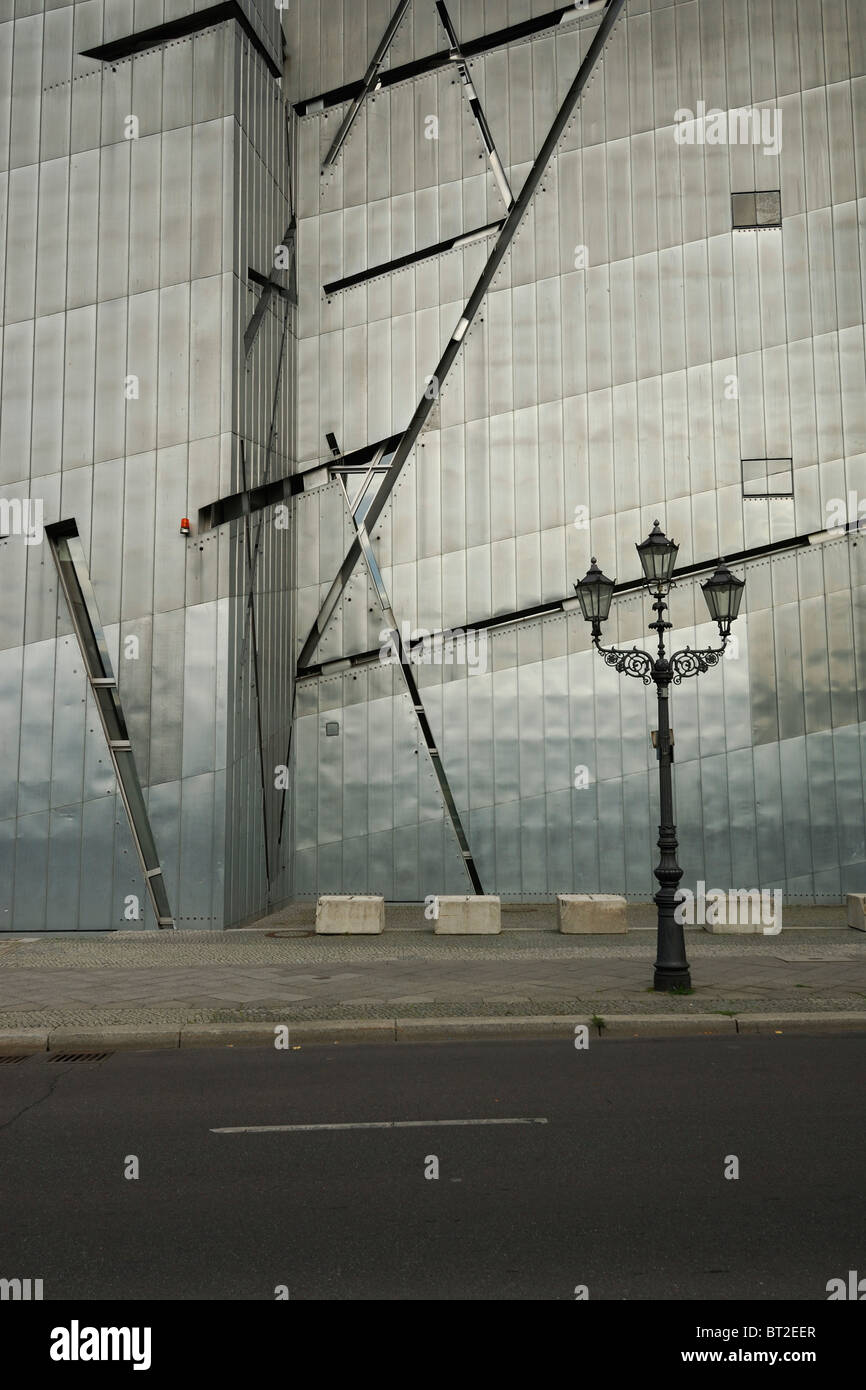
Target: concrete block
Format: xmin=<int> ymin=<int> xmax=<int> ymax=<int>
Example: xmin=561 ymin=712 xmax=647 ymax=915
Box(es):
xmin=433 ymin=896 xmax=501 ymax=934
xmin=0 ymin=1029 xmax=48 ymax=1054
xmin=315 ymin=895 xmax=384 ymax=934
xmin=557 ymin=894 xmax=628 ymax=933
xmin=847 ymin=894 xmax=866 ymax=931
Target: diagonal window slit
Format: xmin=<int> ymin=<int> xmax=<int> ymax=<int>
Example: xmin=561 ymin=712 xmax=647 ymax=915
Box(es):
xmin=321 ymin=0 xmax=412 ymax=173
xmin=435 ymin=1 xmax=513 ymax=208
xmin=80 ymin=1 xmax=282 ymax=78
xmin=198 ymin=432 xmax=406 ymax=532
xmin=47 ymin=522 xmax=175 ymax=929
xmin=323 ymin=221 xmax=504 ymax=298
xmin=299 ymin=531 xmax=819 ymax=680
xmin=296 ymin=2 xmax=607 ymax=116
xmin=335 ymin=476 xmax=484 ymax=894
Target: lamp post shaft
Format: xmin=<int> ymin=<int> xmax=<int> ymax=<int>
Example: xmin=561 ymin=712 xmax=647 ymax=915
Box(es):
xmin=652 ymin=675 xmax=690 ymax=990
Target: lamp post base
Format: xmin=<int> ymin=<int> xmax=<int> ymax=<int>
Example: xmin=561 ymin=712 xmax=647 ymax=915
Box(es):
xmin=653 ymin=963 xmax=692 ymax=992
xmin=653 ymin=882 xmax=690 ymax=991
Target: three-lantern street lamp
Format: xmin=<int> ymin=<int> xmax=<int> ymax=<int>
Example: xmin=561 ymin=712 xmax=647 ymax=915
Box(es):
xmin=575 ymin=522 xmax=745 ymax=991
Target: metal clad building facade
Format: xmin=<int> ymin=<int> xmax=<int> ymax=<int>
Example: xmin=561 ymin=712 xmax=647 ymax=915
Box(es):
xmin=0 ymin=0 xmax=864 ymax=929
xmin=286 ymin=0 xmax=865 ymax=905
xmin=0 ymin=0 xmax=293 ymax=929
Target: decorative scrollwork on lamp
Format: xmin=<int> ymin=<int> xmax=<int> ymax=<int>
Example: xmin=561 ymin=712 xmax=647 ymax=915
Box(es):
xmin=669 ymin=644 xmax=726 ymax=684
xmin=595 ymin=642 xmax=654 ymax=684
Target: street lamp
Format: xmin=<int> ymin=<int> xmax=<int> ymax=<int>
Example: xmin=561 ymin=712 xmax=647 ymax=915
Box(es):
xmin=575 ymin=523 xmax=745 ymax=991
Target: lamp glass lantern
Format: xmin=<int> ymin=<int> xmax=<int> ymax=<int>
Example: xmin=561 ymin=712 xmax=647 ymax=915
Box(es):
xmin=701 ymin=561 xmax=745 ymax=637
xmin=636 ymin=520 xmax=678 ymax=590
xmin=575 ymin=557 xmax=616 ymax=629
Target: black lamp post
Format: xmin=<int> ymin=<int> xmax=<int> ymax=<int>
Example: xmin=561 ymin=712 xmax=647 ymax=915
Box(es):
xmin=575 ymin=523 xmax=745 ymax=991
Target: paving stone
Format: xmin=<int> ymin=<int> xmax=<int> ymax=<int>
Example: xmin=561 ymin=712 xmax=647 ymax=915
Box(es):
xmin=0 ymin=929 xmax=863 ymax=1033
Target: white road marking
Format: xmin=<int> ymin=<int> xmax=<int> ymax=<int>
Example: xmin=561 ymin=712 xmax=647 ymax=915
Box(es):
xmin=211 ymin=1118 xmax=548 ymax=1134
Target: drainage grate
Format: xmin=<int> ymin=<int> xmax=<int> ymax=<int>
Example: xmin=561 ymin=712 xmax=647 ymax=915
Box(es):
xmin=0 ymin=1055 xmax=29 ymax=1065
xmin=49 ymin=1052 xmax=113 ymax=1064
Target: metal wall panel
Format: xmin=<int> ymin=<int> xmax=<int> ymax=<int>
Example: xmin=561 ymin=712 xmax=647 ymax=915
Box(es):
xmin=4 ymin=163 xmax=37 ymax=324
xmin=77 ymin=793 xmax=117 ymax=929
xmin=93 ymin=301 xmax=128 ymax=467
xmin=178 ymin=771 xmax=217 ymax=924
xmin=12 ymin=810 xmax=49 ymax=929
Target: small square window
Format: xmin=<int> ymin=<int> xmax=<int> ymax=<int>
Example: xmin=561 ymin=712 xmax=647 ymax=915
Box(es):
xmin=324 ymin=721 xmax=340 ymax=737
xmin=732 ymin=190 xmax=781 ymax=229
xmin=742 ymin=458 xmax=794 ymax=498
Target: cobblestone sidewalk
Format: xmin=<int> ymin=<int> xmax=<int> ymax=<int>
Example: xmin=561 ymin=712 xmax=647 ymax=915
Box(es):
xmin=0 ymin=918 xmax=863 ymax=1029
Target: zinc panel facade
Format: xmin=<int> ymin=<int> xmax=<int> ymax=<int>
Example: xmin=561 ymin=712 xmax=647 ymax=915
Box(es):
xmin=0 ymin=1 xmax=292 ymax=928
xmin=287 ymin=0 xmax=866 ymax=901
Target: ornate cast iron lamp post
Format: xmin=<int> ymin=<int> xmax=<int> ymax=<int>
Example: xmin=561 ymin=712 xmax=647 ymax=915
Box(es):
xmin=575 ymin=522 xmax=745 ymax=991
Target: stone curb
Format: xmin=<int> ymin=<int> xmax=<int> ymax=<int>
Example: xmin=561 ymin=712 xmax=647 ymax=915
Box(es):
xmin=181 ymin=1020 xmax=395 ymax=1046
xmin=181 ymin=1023 xmax=290 ymax=1047
xmin=598 ymin=1015 xmax=737 ymax=1036
xmin=394 ymin=1016 xmax=590 ymax=1041
xmin=48 ymin=1026 xmax=181 ymax=1051
xmin=0 ymin=1029 xmax=49 ymax=1054
xmin=2 ymin=1013 xmax=866 ymax=1054
xmin=733 ymin=1012 xmax=866 ymax=1034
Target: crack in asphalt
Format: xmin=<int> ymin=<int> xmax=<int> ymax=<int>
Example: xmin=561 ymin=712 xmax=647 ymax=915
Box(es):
xmin=0 ymin=1069 xmax=65 ymax=1135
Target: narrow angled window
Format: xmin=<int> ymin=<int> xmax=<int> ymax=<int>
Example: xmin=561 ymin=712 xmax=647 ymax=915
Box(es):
xmin=47 ymin=523 xmax=175 ymax=928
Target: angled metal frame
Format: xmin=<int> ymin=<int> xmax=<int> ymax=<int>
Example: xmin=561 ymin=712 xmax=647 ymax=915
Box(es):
xmin=295 ymin=2 xmax=607 ymax=116
xmin=336 ymin=476 xmax=484 ymax=893
xmin=297 ymin=0 xmax=627 ymax=672
xmin=346 ymin=442 xmax=388 ymax=514
xmin=249 ymin=267 xmax=290 ymax=300
xmin=435 ymin=0 xmax=513 ymax=208
xmin=321 ymin=0 xmax=412 ymax=173
xmin=318 ymin=0 xmax=519 ymax=303
xmin=47 ymin=523 xmax=175 ymax=929
xmin=246 ymin=106 xmax=297 ymax=360
xmin=244 ymin=220 xmax=295 ymax=359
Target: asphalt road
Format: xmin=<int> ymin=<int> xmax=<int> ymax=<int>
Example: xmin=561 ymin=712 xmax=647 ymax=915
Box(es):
xmin=1 ymin=1035 xmax=864 ymax=1300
